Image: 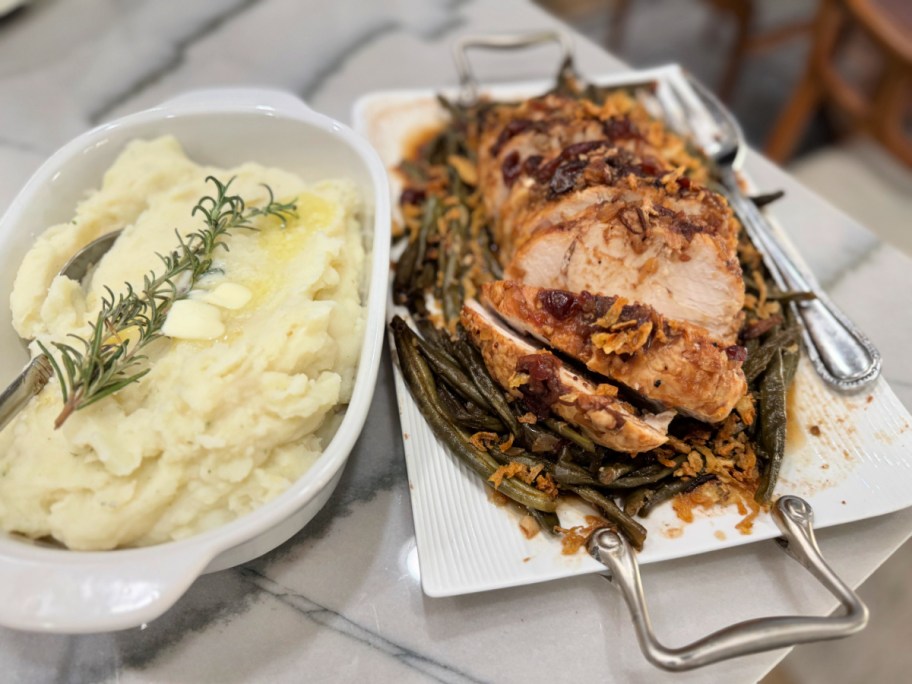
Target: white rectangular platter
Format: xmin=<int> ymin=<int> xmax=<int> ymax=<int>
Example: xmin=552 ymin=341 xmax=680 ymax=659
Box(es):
xmin=352 ymin=65 xmax=912 ymax=597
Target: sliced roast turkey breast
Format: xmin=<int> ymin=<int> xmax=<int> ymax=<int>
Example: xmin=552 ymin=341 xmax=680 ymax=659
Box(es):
xmin=496 ymin=149 xmax=740 ymax=264
xmin=480 ymin=281 xmax=748 ymax=423
xmin=503 ymin=199 xmax=744 ymax=344
xmin=460 ymin=299 xmax=673 ymax=453
xmin=478 ymin=107 xmax=605 ymax=243
xmin=477 ymin=92 xmax=710 ymax=237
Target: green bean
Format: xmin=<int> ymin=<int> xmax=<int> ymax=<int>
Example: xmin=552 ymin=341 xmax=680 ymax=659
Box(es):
xmin=607 ymin=467 xmax=672 ymax=488
xmin=398 ymin=159 xmax=427 ymax=183
xmin=435 ymin=383 xmax=504 ymax=433
xmin=413 ymin=334 xmax=492 ymax=411
xmin=782 ymin=344 xmax=800 ymax=385
xmin=543 ymin=418 xmax=596 ymax=453
xmin=640 ymin=473 xmax=716 ymax=517
xmin=765 ymin=290 xmax=816 ymax=303
xmin=527 ymin=507 xmax=560 ymax=536
xmin=392 ymin=237 xmax=420 ymax=304
xmin=549 ymin=55 xmax=579 ymax=99
xmin=607 ymin=454 xmax=687 ymax=489
xmin=598 ymin=461 xmax=637 ymax=485
xmin=436 ymin=94 xmax=467 ymax=126
xmin=414 ymin=263 xmax=436 ymax=291
xmin=745 ymin=336 xmax=760 ymax=361
xmin=552 ymin=456 xmax=601 ymax=487
xmin=743 ymin=325 xmax=801 ymax=384
xmin=504 ymin=401 xmax=564 ymax=454
xmin=414 ymin=196 xmax=439 ymax=272
xmin=451 ymin=327 xmax=523 ymax=437
xmin=415 ymin=318 xmax=448 ymax=350
xmin=754 ymin=345 xmax=798 ymax=503
xmin=391 ymin=317 xmax=557 ymax=512
xmin=442 ymin=230 xmax=463 ymax=324
xmin=749 ymin=190 xmax=785 ymax=209
xmin=515 ymin=418 xmax=562 ymax=454
xmin=425 ymin=130 xmax=449 ymax=166
xmin=571 ymin=486 xmax=647 ymax=551
xmin=434 ymin=233 xmax=447 ymax=304
xmin=623 ymin=486 xmax=655 ymax=517
xmin=479 ymin=229 xmax=504 ymax=279
xmin=498 ymin=452 xmax=552 ymax=471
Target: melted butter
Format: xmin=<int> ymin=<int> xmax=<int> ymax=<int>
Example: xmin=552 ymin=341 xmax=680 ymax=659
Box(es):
xmin=256 ymin=192 xmax=334 ymax=261
xmin=201 ymin=283 xmax=252 ymax=310
xmin=213 ymin=192 xmax=338 ymax=346
xmin=162 ymin=300 xmax=224 ymax=340
xmin=244 ymin=192 xmax=336 ymax=308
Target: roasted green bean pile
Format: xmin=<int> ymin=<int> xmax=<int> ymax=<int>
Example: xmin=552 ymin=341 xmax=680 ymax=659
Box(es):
xmin=390 ymin=69 xmax=804 ymax=551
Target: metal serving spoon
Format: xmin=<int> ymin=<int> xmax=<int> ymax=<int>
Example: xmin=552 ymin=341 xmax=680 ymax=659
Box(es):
xmin=0 ymin=230 xmax=122 ymax=431
xmin=672 ymin=75 xmax=882 ymax=393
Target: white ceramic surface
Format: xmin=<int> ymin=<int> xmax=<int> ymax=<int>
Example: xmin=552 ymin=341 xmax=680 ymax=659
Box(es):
xmin=0 ymin=88 xmax=391 ymax=633
xmin=354 ymin=70 xmax=912 ymax=597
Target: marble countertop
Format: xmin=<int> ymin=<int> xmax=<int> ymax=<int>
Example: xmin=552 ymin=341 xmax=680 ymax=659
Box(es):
xmin=2 ymin=0 xmax=911 ymax=682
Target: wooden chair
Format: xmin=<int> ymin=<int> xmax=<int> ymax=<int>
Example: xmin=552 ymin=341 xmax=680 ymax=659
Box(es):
xmin=703 ymin=0 xmax=816 ymax=101
xmin=606 ymin=0 xmax=814 ymax=100
xmin=766 ymin=0 xmax=912 ymax=166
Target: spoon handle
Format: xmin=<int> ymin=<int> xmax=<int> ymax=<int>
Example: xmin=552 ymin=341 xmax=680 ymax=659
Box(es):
xmin=0 ymin=356 xmax=53 ymax=431
xmin=720 ymin=167 xmax=882 ymax=392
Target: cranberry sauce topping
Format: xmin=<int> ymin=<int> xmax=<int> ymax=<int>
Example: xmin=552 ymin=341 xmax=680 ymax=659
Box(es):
xmin=601 ymin=116 xmax=642 ymax=141
xmin=399 ymin=187 xmax=426 ymax=205
xmin=523 ymin=154 xmax=544 ymax=175
xmin=501 ymin=151 xmax=522 ymax=187
xmin=725 ymin=345 xmax=748 ymax=363
xmin=489 ymin=119 xmax=546 ymax=157
xmin=533 ymin=144 xmax=671 ymax=200
xmin=515 ymin=353 xmax=564 ymax=419
xmin=534 ymin=141 xmax=609 ymax=185
xmin=536 ymin=288 xmax=655 ymax=331
xmin=539 ymin=289 xmax=579 ymax=320
xmin=549 ymin=158 xmax=588 ymax=196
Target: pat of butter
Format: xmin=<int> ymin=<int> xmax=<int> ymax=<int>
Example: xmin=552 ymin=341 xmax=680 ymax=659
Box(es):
xmin=200 ymin=282 xmax=252 ymax=310
xmin=162 ymin=300 xmax=225 ymax=340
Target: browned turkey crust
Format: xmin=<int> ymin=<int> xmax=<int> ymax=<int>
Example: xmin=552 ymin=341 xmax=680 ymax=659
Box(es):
xmin=503 ymin=194 xmax=745 ymax=344
xmin=461 ymin=299 xmax=673 ymax=454
xmin=477 ymin=91 xmax=709 ymax=237
xmin=481 ymin=281 xmax=748 ymax=423
xmin=496 ymin=150 xmax=741 ymax=263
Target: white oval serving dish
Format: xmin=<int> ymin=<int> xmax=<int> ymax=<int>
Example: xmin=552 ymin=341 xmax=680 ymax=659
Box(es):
xmin=0 ymin=89 xmax=390 ymax=633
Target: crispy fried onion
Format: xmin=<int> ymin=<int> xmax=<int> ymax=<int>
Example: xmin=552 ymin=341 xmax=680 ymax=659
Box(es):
xmin=556 ymin=515 xmax=613 ymax=555
xmin=591 ymin=323 xmax=653 ymax=356
xmin=668 ymin=416 xmax=764 ymax=533
xmin=591 ymin=297 xmax=653 ymax=355
xmin=488 ymin=461 xmax=559 ymax=499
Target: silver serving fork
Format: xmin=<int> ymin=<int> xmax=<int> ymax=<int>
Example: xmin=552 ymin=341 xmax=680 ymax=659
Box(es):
xmin=666 ymin=74 xmax=882 ymax=393
xmin=0 ymin=230 xmax=122 ymax=431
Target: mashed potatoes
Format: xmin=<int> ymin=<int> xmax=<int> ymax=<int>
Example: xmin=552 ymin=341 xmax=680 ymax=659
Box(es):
xmin=0 ymin=136 xmax=365 ymax=550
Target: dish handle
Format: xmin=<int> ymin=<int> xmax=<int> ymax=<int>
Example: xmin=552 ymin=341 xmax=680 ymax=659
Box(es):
xmin=588 ymin=496 xmax=868 ymax=671
xmin=452 ymin=30 xmax=574 ymax=104
xmin=0 ymin=544 xmax=214 ymax=633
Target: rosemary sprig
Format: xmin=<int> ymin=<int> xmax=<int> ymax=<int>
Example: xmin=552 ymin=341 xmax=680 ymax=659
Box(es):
xmin=38 ymin=176 xmax=297 ymax=428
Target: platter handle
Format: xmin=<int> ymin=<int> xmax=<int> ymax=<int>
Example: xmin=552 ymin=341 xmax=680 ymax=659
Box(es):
xmin=588 ymin=495 xmax=868 ymax=671
xmin=452 ymin=31 xmax=574 ymax=104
